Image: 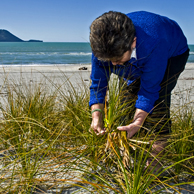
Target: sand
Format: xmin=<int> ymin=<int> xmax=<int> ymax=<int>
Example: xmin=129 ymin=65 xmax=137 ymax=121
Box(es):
xmin=0 ymin=64 xmax=91 ymax=86
xmin=171 ymin=63 xmax=194 ymax=107
xmin=0 ymin=64 xmax=91 ymax=101
xmin=0 ymin=63 xmax=194 ymax=107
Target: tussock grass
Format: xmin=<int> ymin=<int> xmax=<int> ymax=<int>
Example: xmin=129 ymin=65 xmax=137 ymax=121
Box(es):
xmin=0 ymin=70 xmax=193 ymax=193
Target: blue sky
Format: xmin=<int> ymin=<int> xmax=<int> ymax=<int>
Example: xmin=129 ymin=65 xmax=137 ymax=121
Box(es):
xmin=0 ymin=0 xmax=194 ymax=43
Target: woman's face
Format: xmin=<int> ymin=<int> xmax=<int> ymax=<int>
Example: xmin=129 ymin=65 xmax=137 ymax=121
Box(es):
xmin=111 ymin=37 xmax=136 ymax=65
xmin=111 ymin=50 xmax=132 ymax=65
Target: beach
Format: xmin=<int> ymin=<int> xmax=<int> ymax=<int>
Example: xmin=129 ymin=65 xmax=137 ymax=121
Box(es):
xmin=171 ymin=63 xmax=194 ymax=107
xmin=0 ymin=63 xmax=194 ymax=107
xmin=0 ymin=63 xmax=194 ymax=193
xmin=0 ymin=64 xmax=91 ymax=84
xmin=0 ymin=64 xmax=91 ymax=102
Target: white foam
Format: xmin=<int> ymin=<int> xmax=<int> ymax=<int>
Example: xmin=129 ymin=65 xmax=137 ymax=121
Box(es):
xmin=64 ymin=52 xmax=92 ymax=56
xmin=0 ymin=63 xmax=91 ymax=67
xmin=0 ymin=52 xmax=92 ymax=56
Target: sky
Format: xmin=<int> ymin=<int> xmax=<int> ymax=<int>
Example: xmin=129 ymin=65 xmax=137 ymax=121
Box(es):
xmin=0 ymin=0 xmax=194 ymax=44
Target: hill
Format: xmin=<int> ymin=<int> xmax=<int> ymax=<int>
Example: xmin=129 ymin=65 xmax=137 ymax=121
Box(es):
xmin=0 ymin=29 xmax=43 ymax=42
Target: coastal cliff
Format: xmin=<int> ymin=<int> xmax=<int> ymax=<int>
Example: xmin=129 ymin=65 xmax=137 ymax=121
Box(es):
xmin=0 ymin=29 xmax=43 ymax=42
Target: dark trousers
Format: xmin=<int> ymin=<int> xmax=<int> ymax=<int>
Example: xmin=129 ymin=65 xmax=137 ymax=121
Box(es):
xmin=122 ymin=49 xmax=190 ymax=134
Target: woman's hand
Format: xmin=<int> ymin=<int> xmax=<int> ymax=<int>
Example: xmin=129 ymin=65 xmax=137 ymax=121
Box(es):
xmin=117 ymin=119 xmax=143 ymax=138
xmin=90 ymin=103 xmax=106 ymax=135
xmin=117 ymin=108 xmax=148 ymax=138
xmin=91 ymin=113 xmax=105 ymax=135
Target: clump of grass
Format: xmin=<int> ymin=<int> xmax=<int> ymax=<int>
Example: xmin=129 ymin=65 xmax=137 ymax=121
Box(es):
xmin=100 ymin=74 xmax=136 ymax=168
xmin=170 ymin=103 xmax=194 ymax=174
xmin=0 ymin=75 xmax=63 ymax=192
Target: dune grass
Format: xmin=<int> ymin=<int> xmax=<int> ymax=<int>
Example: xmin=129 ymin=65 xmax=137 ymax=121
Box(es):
xmin=0 ymin=70 xmax=193 ymax=193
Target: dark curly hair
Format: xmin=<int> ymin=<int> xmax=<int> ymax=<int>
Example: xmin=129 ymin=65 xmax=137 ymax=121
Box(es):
xmin=90 ymin=11 xmax=135 ymax=61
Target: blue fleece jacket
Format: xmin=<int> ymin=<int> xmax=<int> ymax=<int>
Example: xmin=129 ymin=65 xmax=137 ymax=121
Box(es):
xmin=89 ymin=11 xmax=188 ymax=113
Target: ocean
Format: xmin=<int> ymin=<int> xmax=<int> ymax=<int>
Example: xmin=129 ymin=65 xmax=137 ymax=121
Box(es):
xmin=0 ymin=42 xmax=92 ymax=66
xmin=0 ymin=42 xmax=193 ymax=66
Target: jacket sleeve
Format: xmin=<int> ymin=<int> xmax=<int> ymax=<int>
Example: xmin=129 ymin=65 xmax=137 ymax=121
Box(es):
xmin=89 ymin=54 xmax=111 ymax=107
xmin=135 ymin=41 xmax=169 ymax=113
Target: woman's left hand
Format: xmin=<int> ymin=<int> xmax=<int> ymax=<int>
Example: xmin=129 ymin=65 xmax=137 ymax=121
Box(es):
xmin=117 ymin=108 xmax=148 ymax=138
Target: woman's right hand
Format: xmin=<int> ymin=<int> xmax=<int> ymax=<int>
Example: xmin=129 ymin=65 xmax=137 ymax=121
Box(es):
xmin=90 ymin=104 xmax=106 ymax=135
xmin=91 ymin=113 xmax=105 ymax=135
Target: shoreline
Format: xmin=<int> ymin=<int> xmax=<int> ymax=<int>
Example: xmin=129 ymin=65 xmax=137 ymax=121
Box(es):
xmin=0 ymin=63 xmax=92 ymax=73
xmin=0 ymin=62 xmax=192 ymax=72
xmin=0 ymin=63 xmax=194 ymax=106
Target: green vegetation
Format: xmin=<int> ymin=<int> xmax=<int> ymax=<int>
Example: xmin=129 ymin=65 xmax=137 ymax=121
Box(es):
xmin=0 ymin=71 xmax=194 ymax=193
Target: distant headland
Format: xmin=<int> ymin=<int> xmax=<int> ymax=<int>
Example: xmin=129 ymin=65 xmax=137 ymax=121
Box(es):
xmin=0 ymin=29 xmax=43 ymax=42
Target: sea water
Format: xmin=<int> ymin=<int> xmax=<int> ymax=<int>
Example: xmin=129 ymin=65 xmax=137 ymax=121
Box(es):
xmin=0 ymin=42 xmax=92 ymax=66
xmin=189 ymin=44 xmax=194 ymax=63
xmin=0 ymin=42 xmax=193 ymax=66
